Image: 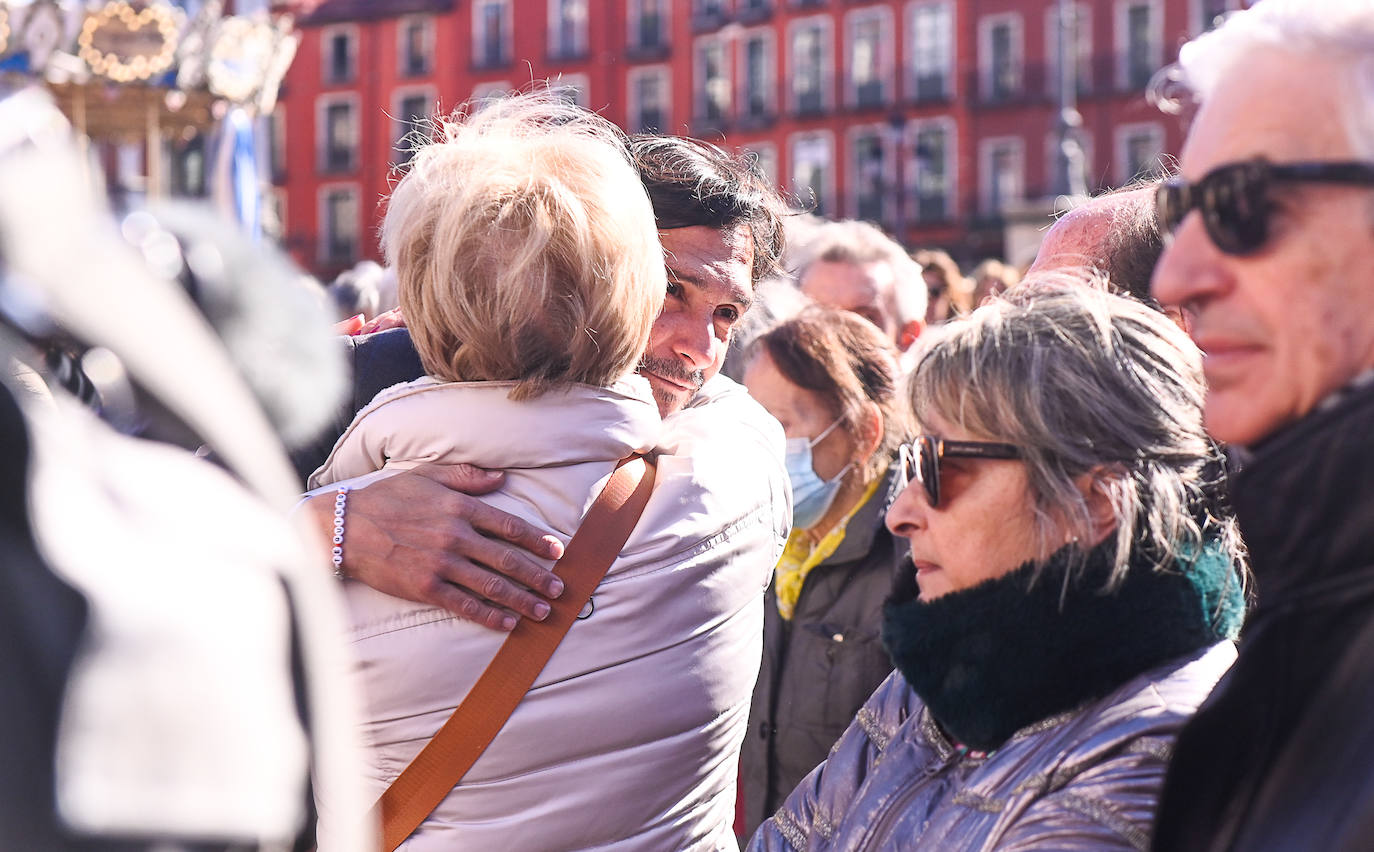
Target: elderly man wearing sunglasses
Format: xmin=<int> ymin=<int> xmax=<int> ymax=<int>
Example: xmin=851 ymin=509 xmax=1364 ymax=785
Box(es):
xmin=1148 ymin=2 xmax=1374 ymax=850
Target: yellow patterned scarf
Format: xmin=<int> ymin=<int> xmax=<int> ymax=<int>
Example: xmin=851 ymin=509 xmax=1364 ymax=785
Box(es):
xmin=774 ymin=467 xmax=887 ymax=620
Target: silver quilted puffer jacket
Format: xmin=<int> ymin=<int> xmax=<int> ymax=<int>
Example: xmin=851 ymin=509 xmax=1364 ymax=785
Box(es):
xmin=748 ymin=642 xmax=1236 ymax=852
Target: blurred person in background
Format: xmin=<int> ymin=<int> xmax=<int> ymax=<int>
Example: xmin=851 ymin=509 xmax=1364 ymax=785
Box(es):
xmin=1028 ymin=183 xmax=1166 ymax=309
xmin=740 ymin=305 xmax=912 ymax=835
xmin=307 ymin=93 xmax=789 ymax=850
xmin=750 ymin=281 xmax=1245 ymax=851
xmin=797 ymin=220 xmax=927 ymax=354
xmin=718 ymin=276 xmax=809 ymax=383
xmin=326 ymin=260 xmax=386 ymax=325
xmin=970 ymin=257 xmax=1021 ymax=306
xmin=913 ymin=247 xmax=972 ymax=325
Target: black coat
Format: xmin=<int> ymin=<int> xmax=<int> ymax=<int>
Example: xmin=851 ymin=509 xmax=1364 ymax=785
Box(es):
xmin=740 ymin=464 xmax=907 ymax=836
xmin=290 ymin=327 xmax=425 ymax=484
xmin=1151 ymin=380 xmax=1374 ymax=851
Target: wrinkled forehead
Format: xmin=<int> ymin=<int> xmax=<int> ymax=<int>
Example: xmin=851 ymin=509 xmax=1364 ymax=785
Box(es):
xmin=660 ymin=223 xmax=756 ymax=305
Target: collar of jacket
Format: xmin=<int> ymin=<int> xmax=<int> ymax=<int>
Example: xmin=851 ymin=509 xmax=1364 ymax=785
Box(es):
xmin=1231 ymin=379 xmax=1374 ymax=615
xmin=825 ymin=460 xmax=906 ymax=565
xmin=881 ymin=535 xmax=1244 ymax=752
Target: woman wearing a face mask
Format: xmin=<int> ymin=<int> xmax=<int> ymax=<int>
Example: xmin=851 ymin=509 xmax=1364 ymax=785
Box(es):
xmin=739 ymin=306 xmax=912 ymax=836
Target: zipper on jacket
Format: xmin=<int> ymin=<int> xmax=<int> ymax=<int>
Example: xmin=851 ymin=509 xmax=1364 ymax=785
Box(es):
xmin=852 ymin=744 xmax=962 ymax=849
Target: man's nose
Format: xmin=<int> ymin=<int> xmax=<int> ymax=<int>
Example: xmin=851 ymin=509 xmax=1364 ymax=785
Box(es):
xmin=671 ymin=313 xmax=716 ymax=371
xmin=1152 ymin=216 xmax=1233 ymax=313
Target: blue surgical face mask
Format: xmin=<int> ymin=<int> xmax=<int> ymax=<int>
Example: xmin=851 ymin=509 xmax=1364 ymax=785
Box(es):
xmin=785 ymin=418 xmax=854 ymax=531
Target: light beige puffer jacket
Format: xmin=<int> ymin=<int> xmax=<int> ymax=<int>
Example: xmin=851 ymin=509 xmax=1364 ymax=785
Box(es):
xmin=310 ymin=373 xmax=790 ymax=851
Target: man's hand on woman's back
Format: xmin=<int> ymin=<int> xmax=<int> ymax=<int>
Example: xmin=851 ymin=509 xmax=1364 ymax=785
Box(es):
xmin=307 ymin=462 xmax=565 ymax=631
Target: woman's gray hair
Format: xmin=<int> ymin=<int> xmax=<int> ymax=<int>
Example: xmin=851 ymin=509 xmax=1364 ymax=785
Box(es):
xmin=1151 ymin=0 xmax=1374 ymax=158
xmin=907 ymin=274 xmax=1244 ymax=587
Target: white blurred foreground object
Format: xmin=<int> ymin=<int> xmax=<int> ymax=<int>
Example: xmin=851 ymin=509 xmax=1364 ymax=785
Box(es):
xmin=0 ymin=88 xmax=372 ymax=849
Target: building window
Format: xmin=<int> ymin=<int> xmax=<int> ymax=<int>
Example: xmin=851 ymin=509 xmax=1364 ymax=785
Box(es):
xmin=398 ymin=16 xmax=433 ymax=77
xmin=979 ymin=137 xmax=1024 ymax=215
xmin=1192 ymin=0 xmax=1242 ymax=35
xmin=790 ymin=132 xmax=834 ymax=217
xmin=789 ymin=17 xmax=831 ymax=117
xmin=317 ymin=95 xmax=358 ymax=174
xmin=1115 ymin=123 xmax=1165 ymax=183
xmin=1045 ymin=3 xmax=1092 ymax=96
xmin=694 ymin=36 xmax=730 ymax=125
xmin=907 ymin=1 xmax=952 ymax=102
xmin=746 ymin=142 xmax=778 ymax=187
xmin=471 ymin=82 xmax=513 ymax=107
xmin=845 ymin=8 xmax=893 ymax=109
xmin=912 ymin=120 xmax=954 ymax=222
xmin=738 ymin=0 xmax=772 ymax=22
xmin=319 ymin=186 xmax=360 ymax=266
xmin=693 ymin=0 xmax=727 ymax=30
xmin=392 ymin=90 xmax=433 ymax=166
xmin=474 ymin=0 xmax=512 ymax=69
xmin=321 ymin=25 xmax=357 ymax=84
xmin=550 ymin=73 xmax=591 ymax=108
xmin=548 ymin=0 xmax=588 ymax=59
xmin=739 ymin=28 xmax=775 ymax=121
xmin=629 ymin=0 xmax=668 ymax=53
xmin=848 ymin=127 xmax=890 ymax=223
xmin=1117 ymin=0 xmax=1161 ymax=90
xmin=266 ymin=189 xmax=287 ymax=243
xmin=1045 ymin=128 xmax=1095 ymax=195
xmin=628 ymin=66 xmax=670 ymax=132
xmin=262 ymin=106 xmax=286 ymax=181
xmin=979 ymin=14 xmax=1023 ymax=103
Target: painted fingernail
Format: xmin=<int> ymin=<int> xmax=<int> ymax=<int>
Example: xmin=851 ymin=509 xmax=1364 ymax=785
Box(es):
xmin=534 ymin=602 xmax=551 ymax=620
xmin=548 ymin=578 xmax=565 ymax=597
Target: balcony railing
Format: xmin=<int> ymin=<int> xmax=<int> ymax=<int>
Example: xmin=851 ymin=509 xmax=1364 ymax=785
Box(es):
xmin=736 ymin=0 xmax=773 ymax=23
xmin=690 ymin=7 xmax=727 ymax=33
xmin=969 ymin=55 xmax=1168 ymax=107
xmin=321 ymin=146 xmax=355 ymax=174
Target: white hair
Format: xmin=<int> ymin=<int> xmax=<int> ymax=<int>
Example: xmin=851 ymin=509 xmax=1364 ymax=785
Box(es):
xmin=1156 ymin=0 xmax=1374 ymax=157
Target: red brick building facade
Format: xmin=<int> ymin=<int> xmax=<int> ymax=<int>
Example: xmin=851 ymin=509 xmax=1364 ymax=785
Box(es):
xmin=272 ymin=0 xmax=1247 ymax=278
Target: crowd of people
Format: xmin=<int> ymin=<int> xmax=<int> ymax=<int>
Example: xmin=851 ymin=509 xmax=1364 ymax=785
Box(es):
xmin=6 ymin=0 xmax=1374 ymax=849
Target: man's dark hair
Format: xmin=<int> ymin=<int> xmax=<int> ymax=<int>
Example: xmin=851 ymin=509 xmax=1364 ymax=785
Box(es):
xmin=1096 ymin=180 xmax=1165 ymax=306
xmin=629 ymin=135 xmax=786 ymax=285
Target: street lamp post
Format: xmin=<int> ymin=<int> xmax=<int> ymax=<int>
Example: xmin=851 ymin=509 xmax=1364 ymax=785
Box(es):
xmin=1054 ymin=0 xmax=1089 ymax=199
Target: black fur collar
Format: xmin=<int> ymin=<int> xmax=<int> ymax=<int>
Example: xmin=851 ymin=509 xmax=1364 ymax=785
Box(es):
xmin=881 ymin=538 xmax=1243 ymax=751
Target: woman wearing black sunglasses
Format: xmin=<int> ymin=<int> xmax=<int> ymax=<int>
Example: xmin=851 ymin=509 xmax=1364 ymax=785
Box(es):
xmin=750 ymin=281 xmax=1247 ymax=851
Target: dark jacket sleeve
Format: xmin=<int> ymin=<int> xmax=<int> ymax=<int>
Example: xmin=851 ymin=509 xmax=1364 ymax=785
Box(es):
xmin=287 ymin=327 xmax=426 ymax=485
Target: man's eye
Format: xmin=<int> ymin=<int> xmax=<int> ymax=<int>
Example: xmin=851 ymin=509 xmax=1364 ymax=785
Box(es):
xmin=717 ymin=306 xmax=740 ymax=323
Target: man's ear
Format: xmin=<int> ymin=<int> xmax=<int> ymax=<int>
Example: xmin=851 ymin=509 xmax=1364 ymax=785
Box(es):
xmin=1074 ymin=467 xmax=1120 ymax=547
xmin=897 ymin=319 xmax=924 ymax=352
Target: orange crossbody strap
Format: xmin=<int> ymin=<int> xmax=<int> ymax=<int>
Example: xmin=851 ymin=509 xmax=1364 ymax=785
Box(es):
xmin=374 ymin=454 xmax=657 ymax=851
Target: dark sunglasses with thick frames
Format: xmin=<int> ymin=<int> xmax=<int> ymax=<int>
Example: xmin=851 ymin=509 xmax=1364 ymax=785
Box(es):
xmin=899 ymin=435 xmax=1022 ymax=508
xmin=1156 ymin=158 xmax=1374 ymax=256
